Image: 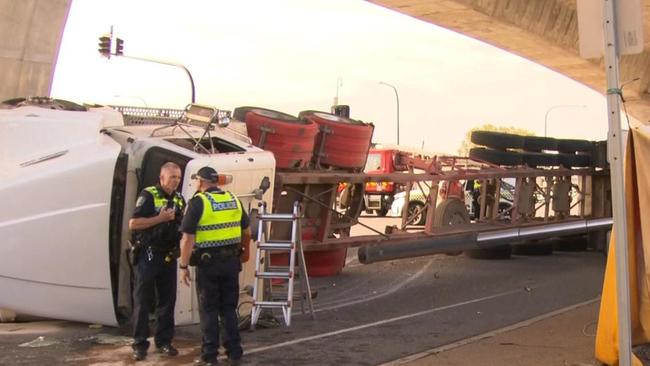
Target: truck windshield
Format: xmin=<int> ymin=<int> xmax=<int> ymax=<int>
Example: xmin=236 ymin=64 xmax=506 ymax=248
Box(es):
xmin=365 ymin=152 xmax=382 ymax=172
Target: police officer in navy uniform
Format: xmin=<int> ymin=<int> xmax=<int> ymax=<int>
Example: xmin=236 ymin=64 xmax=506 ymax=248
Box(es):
xmin=129 ymin=162 xmax=186 ymax=361
xmin=179 ymin=166 xmax=251 ymax=366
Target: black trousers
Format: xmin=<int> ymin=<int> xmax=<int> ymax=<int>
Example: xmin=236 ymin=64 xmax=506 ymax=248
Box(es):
xmin=196 ymin=256 xmax=243 ymax=361
xmin=132 ymin=248 xmax=177 ymax=351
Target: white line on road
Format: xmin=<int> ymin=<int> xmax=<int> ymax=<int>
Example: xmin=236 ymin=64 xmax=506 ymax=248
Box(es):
xmin=244 ymin=287 xmax=524 ymax=356
xmin=313 ymin=259 xmax=434 ymax=313
xmin=378 ymin=297 xmax=600 ymax=366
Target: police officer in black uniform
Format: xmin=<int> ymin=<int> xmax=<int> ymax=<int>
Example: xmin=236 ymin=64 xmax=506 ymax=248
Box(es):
xmin=179 ymin=166 xmax=251 ymax=366
xmin=129 ymin=162 xmax=186 ymax=361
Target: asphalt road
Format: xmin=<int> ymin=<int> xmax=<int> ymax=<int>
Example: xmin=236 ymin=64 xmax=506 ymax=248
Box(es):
xmin=0 ymin=216 xmax=606 ymax=365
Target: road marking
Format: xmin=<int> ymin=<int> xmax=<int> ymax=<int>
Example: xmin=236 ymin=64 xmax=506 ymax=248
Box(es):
xmin=378 ymin=297 xmax=600 ymax=366
xmin=313 ymin=259 xmax=434 ymax=313
xmin=244 ymin=288 xmax=523 ymax=355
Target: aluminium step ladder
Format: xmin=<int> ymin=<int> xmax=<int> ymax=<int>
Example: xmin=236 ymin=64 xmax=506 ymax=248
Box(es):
xmin=250 ymin=201 xmax=315 ymax=329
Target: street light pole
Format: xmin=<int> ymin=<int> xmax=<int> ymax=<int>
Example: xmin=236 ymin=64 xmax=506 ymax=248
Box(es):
xmin=379 ymin=81 xmax=400 ymax=145
xmin=544 ymin=104 xmax=586 ymax=137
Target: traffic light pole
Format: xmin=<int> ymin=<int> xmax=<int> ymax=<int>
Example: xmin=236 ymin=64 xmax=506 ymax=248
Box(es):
xmin=119 ymin=55 xmax=196 ymax=103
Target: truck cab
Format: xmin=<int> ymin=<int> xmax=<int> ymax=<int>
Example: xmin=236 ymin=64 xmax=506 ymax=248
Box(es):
xmin=0 ymin=99 xmax=275 ymax=326
xmin=363 ymin=148 xmax=402 ymax=216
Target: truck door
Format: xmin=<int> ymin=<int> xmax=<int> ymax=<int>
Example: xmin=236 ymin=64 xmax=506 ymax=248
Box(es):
xmin=0 ymin=127 xmax=122 ymax=325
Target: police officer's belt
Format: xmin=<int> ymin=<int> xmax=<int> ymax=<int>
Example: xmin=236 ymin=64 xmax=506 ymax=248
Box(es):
xmin=195 ymin=245 xmax=240 ymax=262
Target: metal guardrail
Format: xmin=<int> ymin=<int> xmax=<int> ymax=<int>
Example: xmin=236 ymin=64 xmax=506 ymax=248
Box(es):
xmin=109 ymin=105 xmax=184 ymax=126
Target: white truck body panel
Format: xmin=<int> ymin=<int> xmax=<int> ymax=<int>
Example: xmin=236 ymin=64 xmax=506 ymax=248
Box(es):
xmin=0 ymin=107 xmax=121 ymax=325
xmin=0 ymin=105 xmax=276 ymax=326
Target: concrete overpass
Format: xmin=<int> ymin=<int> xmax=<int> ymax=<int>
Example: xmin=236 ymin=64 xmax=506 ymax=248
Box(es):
xmin=2 ymin=0 xmax=650 ymax=121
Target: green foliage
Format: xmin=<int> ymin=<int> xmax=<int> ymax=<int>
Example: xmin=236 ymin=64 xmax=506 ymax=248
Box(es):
xmin=457 ymin=123 xmax=536 ymax=156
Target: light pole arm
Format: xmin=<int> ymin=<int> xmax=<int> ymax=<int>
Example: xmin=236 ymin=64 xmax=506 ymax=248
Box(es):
xmin=120 ymin=54 xmax=196 ymax=103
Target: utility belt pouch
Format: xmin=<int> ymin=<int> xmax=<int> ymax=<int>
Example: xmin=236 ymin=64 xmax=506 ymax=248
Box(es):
xmin=128 ymin=240 xmax=142 ymax=266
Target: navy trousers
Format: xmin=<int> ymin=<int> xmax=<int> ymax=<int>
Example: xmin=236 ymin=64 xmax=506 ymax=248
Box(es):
xmin=196 ymin=256 xmax=243 ymax=361
xmin=132 ymin=248 xmax=177 ymax=351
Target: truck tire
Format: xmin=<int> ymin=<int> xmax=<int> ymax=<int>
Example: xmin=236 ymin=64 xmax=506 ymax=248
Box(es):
xmin=433 ymin=199 xmax=469 ymax=256
xmin=233 ymin=106 xmax=296 ymax=123
xmin=558 ymin=153 xmax=591 ymax=168
xmin=244 ymin=108 xmax=318 ymax=169
xmin=301 ymin=111 xmax=374 ymax=169
xmin=522 ymin=152 xmax=559 ymax=167
xmin=557 ymin=139 xmax=592 ymax=153
xmin=434 ymin=198 xmax=470 ymax=227
xmin=523 ymin=136 xmax=557 ymax=152
xmin=377 ymin=207 xmax=389 ymax=217
xmin=469 ymin=147 xmax=523 ymax=166
xmin=471 ymin=131 xmax=525 ymax=150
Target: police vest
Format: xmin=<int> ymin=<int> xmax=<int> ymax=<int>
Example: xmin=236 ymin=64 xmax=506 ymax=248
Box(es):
xmin=136 ymin=186 xmax=185 ymax=247
xmin=195 ymin=191 xmax=243 ymax=249
xmin=144 ymin=186 xmax=185 ymax=212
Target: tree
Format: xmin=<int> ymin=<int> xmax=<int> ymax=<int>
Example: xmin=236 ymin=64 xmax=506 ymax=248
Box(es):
xmin=457 ymin=124 xmax=535 ymax=156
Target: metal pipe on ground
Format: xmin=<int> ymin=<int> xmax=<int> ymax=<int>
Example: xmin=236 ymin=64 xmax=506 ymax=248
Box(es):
xmin=358 ymin=218 xmax=612 ymax=264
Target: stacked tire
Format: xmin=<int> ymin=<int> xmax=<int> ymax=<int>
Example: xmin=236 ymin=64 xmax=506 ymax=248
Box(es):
xmin=235 ymin=106 xmax=318 ymax=169
xmin=469 ymin=130 xmax=598 ymax=168
xmin=299 ymin=111 xmax=374 ymax=171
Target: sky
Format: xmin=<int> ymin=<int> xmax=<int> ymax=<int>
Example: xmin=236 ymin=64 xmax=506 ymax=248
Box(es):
xmin=51 ymin=0 xmax=610 ymax=154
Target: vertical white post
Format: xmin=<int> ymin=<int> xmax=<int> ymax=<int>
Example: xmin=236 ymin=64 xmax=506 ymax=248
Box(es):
xmin=602 ymin=1 xmax=632 ymax=365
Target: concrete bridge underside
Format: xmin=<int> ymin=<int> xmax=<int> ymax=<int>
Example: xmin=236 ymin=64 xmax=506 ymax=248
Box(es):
xmin=2 ymin=0 xmax=650 ymax=123
xmin=370 ymin=0 xmax=650 ymax=123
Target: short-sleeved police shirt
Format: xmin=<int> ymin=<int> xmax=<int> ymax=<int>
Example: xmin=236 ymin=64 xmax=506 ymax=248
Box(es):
xmin=180 ymin=187 xmax=250 ymax=235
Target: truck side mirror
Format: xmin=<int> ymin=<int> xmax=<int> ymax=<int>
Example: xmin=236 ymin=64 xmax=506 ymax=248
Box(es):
xmin=253 ymin=176 xmax=271 ymax=200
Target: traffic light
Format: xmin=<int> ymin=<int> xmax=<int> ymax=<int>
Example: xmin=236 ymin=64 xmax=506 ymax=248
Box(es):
xmin=115 ymin=38 xmax=124 ymax=56
xmin=98 ymin=35 xmax=111 ymax=58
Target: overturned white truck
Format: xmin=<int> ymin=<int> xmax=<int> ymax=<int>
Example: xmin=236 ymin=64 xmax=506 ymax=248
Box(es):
xmin=0 ymin=99 xmax=275 ymax=325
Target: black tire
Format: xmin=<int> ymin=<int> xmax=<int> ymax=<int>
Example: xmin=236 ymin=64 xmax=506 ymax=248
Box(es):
xmin=471 ymin=131 xmax=525 ymax=150
xmin=558 ymin=153 xmax=591 ymax=168
xmin=376 ymin=207 xmax=389 ymax=217
xmin=557 ymin=139 xmax=592 ymax=153
xmin=407 ymin=201 xmax=426 ymax=226
xmin=233 ymin=106 xmax=299 ymax=123
xmin=512 ymin=239 xmax=554 ymax=256
xmin=591 ymin=141 xmax=608 ymax=168
xmin=465 ymin=245 xmax=512 ymax=260
xmin=522 ymin=152 xmax=559 ymax=167
xmin=434 ymin=199 xmax=470 ymax=227
xmin=553 ymin=235 xmax=588 ymax=251
xmin=523 ymin=136 xmax=558 ymax=152
xmin=469 ymin=148 xmax=523 ymax=166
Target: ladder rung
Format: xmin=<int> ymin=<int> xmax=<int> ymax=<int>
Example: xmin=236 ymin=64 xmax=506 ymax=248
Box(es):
xmin=258 ymin=214 xmax=296 ymax=221
xmin=258 ymin=241 xmax=294 ymax=250
xmin=254 ymin=300 xmax=290 ymax=308
xmin=256 ymin=271 xmax=293 ymax=279
xmin=268 ymin=265 xmax=290 ymax=272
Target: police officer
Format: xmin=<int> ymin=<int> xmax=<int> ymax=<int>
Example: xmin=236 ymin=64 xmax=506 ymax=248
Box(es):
xmin=179 ymin=166 xmax=251 ymax=366
xmin=129 ymin=162 xmax=185 ymax=361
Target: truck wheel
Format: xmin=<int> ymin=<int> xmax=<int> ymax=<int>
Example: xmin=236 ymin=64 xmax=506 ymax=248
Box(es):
xmin=557 ymin=139 xmax=592 ymax=153
xmin=471 ymin=131 xmax=525 ymax=150
xmin=469 ymin=148 xmax=523 ymax=166
xmin=558 ymin=153 xmax=591 ymax=168
xmin=434 ymin=198 xmax=470 ymax=227
xmin=233 ymin=106 xmax=297 ymax=122
xmin=522 ymin=152 xmax=559 ymax=167
xmin=407 ymin=201 xmax=426 ymax=225
xmin=377 ymin=208 xmax=389 ymax=217
xmin=523 ymin=136 xmax=558 ymax=152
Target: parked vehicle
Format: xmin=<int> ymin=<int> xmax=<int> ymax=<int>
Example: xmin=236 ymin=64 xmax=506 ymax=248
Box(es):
xmin=363 ymin=148 xmax=402 ymax=216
